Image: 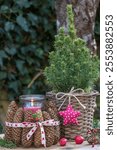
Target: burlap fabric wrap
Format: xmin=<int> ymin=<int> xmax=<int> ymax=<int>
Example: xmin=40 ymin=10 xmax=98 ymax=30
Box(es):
xmin=46 ymin=87 xmax=99 ymax=140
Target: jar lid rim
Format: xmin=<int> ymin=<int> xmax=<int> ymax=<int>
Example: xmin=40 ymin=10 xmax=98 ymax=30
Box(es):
xmin=19 ymin=94 xmax=45 ymax=100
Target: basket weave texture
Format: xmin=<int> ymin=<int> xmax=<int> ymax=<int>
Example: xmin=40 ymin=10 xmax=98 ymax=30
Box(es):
xmin=46 ymin=91 xmax=99 ymax=140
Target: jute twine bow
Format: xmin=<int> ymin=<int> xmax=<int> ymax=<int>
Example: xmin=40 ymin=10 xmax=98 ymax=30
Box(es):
xmin=56 ymin=87 xmax=86 ymax=110
xmin=5 ymin=119 xmax=59 ymax=147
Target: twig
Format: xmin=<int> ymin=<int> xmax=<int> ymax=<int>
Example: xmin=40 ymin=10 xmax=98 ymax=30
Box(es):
xmin=2 ymin=14 xmax=16 ymax=23
xmin=27 ymin=70 xmax=43 ymax=88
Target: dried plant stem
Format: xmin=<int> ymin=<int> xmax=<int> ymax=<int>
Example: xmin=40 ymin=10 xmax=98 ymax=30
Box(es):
xmin=27 ymin=70 xmax=43 ymax=88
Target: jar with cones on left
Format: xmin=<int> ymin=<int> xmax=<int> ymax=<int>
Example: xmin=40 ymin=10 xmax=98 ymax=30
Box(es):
xmin=4 ymin=95 xmax=60 ymax=148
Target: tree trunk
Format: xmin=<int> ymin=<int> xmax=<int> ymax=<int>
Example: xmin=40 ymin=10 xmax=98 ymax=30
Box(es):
xmin=55 ymin=0 xmax=100 ymax=54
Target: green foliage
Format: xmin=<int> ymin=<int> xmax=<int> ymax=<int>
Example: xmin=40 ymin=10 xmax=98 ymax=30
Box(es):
xmin=0 ymin=0 xmax=56 ymax=99
xmin=93 ymin=119 xmax=100 ymax=128
xmin=0 ymin=138 xmax=16 ymax=149
xmin=44 ymin=5 xmax=99 ymax=92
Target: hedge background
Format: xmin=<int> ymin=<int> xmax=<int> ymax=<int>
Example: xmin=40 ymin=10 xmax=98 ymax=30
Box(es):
xmin=0 ymin=0 xmax=56 ymax=100
xmin=0 ymin=0 xmax=100 ymax=100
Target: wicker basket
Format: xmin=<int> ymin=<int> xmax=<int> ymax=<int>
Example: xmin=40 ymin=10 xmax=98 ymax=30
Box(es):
xmin=46 ymin=91 xmax=99 ymax=140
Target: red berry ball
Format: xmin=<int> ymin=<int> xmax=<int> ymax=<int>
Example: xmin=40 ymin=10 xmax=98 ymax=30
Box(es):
xmin=59 ymin=138 xmax=67 ymax=146
xmin=75 ymin=135 xmax=84 ymax=144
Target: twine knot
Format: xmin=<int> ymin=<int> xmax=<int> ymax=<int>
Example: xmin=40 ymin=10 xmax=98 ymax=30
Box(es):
xmin=56 ymin=87 xmax=86 ymax=110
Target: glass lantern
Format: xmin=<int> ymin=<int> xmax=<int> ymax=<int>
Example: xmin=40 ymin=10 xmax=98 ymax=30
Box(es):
xmin=19 ymin=94 xmax=45 ymax=113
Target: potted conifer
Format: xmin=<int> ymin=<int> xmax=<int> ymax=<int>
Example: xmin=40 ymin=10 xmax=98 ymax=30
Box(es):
xmin=44 ymin=5 xmax=99 ymax=140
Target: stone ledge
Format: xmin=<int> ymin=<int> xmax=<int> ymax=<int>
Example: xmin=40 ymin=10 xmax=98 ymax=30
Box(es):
xmin=0 ymin=134 xmax=100 ymax=150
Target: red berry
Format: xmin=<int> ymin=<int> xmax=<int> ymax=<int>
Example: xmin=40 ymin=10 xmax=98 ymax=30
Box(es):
xmin=75 ymin=135 xmax=84 ymax=144
xmin=59 ymin=138 xmax=67 ymax=146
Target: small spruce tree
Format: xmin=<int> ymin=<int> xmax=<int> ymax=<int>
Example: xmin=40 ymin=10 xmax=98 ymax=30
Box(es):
xmin=44 ymin=5 xmax=99 ymax=92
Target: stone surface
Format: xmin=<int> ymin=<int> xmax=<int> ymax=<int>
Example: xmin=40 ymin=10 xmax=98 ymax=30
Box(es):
xmin=0 ymin=134 xmax=100 ymax=150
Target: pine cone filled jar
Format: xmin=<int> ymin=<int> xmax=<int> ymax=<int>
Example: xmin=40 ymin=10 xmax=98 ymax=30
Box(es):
xmin=19 ymin=95 xmax=45 ymax=147
xmin=19 ymin=94 xmax=45 ymax=113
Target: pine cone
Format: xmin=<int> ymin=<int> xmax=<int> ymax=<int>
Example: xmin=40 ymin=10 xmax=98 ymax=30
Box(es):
xmin=42 ymin=111 xmax=55 ymax=147
xmin=34 ymin=127 xmax=42 ymax=148
xmin=8 ymin=101 xmax=18 ymax=112
xmin=22 ymin=110 xmax=33 ymax=148
xmin=34 ymin=110 xmax=43 ymax=148
xmin=5 ymin=101 xmax=18 ymax=141
xmin=12 ymin=108 xmax=24 ymax=145
xmin=47 ymin=108 xmax=60 ymax=144
xmin=87 ymin=128 xmax=100 ymax=146
xmin=44 ymin=100 xmax=58 ymax=115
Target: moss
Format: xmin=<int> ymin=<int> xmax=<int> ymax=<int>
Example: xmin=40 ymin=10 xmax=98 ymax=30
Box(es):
xmin=0 ymin=138 xmax=16 ymax=149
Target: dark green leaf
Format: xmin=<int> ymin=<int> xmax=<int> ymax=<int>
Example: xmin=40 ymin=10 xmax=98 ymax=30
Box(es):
xmin=0 ymin=51 xmax=8 ymax=58
xmin=8 ymin=92 xmax=17 ymax=100
xmin=27 ymin=13 xmax=38 ymax=26
xmin=5 ymin=22 xmax=15 ymax=31
xmin=16 ymin=15 xmax=29 ymax=32
xmin=0 ymin=5 xmax=9 ymax=13
xmin=35 ymin=48 xmax=44 ymax=58
xmin=15 ymin=0 xmax=32 ymax=8
xmin=16 ymin=60 xmax=25 ymax=73
xmin=0 ymin=72 xmax=7 ymax=80
xmin=7 ymin=73 xmax=16 ymax=80
xmin=0 ymin=58 xmax=3 ymax=67
xmin=0 ymin=28 xmax=5 ymax=34
xmin=16 ymin=60 xmax=28 ymax=75
xmin=6 ymin=32 xmax=13 ymax=41
xmin=10 ymin=6 xmax=23 ymax=14
xmin=21 ymin=76 xmax=31 ymax=84
xmin=5 ymin=47 xmax=16 ymax=56
xmin=8 ymin=81 xmax=19 ymax=93
xmin=29 ymin=29 xmax=37 ymax=39
xmin=26 ymin=57 xmax=34 ymax=65
xmin=23 ymin=88 xmax=32 ymax=95
xmin=15 ymin=60 xmax=25 ymax=73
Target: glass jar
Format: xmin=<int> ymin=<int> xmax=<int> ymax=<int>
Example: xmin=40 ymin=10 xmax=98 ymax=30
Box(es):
xmin=19 ymin=94 xmax=45 ymax=113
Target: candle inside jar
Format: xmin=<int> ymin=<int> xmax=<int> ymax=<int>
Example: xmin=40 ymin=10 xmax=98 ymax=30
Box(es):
xmin=24 ymin=98 xmax=41 ymax=113
xmin=20 ymin=94 xmax=45 ymax=115
xmin=31 ymin=99 xmax=34 ymax=107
